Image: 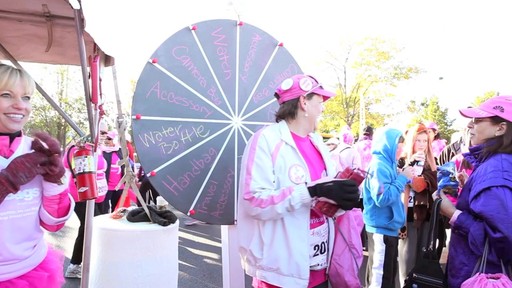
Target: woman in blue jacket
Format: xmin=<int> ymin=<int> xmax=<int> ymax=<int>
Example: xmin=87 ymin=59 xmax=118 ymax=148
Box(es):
xmin=362 ymin=127 xmax=415 ymax=288
xmin=438 ymin=95 xmax=512 ymax=287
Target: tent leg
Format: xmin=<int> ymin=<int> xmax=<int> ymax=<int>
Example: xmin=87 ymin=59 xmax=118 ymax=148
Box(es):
xmin=81 ymin=200 xmax=95 ymax=288
xmin=71 ymin=5 xmax=99 ymax=287
xmin=222 ymin=225 xmax=246 ymax=288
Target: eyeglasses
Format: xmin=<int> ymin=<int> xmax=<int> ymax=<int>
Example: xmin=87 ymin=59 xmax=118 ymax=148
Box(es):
xmin=471 ymin=117 xmax=491 ymax=124
xmin=100 ymin=131 xmax=108 ymax=135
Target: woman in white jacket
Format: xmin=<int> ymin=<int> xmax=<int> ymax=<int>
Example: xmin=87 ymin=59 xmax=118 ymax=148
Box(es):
xmin=237 ymin=74 xmax=360 ymax=288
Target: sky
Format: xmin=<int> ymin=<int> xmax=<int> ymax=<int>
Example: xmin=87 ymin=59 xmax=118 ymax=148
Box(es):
xmin=81 ymin=0 xmax=512 ymax=131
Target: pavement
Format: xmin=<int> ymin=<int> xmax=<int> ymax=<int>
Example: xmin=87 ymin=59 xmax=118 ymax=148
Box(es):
xmin=45 ymin=207 xmax=449 ymax=288
xmin=44 ymin=206 xmax=238 ymax=288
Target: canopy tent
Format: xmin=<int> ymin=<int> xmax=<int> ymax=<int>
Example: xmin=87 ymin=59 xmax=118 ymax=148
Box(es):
xmin=0 ymin=1 xmax=114 ymax=287
xmin=0 ymin=0 xmax=112 ymax=65
xmin=0 ymin=0 xmax=114 ymax=137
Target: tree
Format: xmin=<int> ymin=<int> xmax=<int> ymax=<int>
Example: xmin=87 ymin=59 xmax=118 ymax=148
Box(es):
xmin=24 ymin=65 xmax=90 ymax=149
xmin=473 ymin=90 xmax=498 ymax=106
xmin=407 ymin=96 xmax=456 ymax=141
xmin=319 ymin=37 xmax=422 ymax=136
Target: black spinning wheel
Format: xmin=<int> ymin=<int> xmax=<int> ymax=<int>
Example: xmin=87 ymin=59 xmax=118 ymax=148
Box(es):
xmin=131 ymin=19 xmax=302 ymax=225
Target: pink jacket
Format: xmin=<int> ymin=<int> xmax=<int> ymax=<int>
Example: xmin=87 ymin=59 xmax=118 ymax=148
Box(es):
xmin=432 ymin=139 xmax=447 ymax=158
xmin=0 ymin=136 xmax=74 ymax=281
xmin=354 ymin=139 xmax=372 ymax=172
xmin=331 ymin=143 xmax=361 ymax=172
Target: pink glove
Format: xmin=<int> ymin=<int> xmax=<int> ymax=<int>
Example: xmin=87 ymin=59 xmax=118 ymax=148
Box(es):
xmin=0 ymin=152 xmax=47 ymax=204
xmin=32 ymin=132 xmax=66 ymax=184
xmin=41 ymin=192 xmax=72 ymax=232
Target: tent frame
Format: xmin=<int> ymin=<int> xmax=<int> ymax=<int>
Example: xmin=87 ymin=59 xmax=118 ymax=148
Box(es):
xmin=0 ymin=1 xmax=107 ymax=287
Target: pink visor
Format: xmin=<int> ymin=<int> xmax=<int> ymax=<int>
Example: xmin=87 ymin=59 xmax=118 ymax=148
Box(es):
xmin=459 ymin=95 xmax=512 ymax=122
xmin=275 ymin=74 xmax=336 ymax=104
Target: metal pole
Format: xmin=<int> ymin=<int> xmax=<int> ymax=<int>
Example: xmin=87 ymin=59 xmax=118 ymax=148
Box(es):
xmin=359 ymin=92 xmax=366 ymax=137
xmin=71 ymin=4 xmax=96 ymax=287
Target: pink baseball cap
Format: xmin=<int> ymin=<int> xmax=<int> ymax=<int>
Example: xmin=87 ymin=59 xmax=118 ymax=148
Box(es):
xmin=275 ymin=74 xmax=336 ymax=105
xmin=424 ymin=121 xmax=438 ymax=131
xmin=106 ymin=130 xmax=118 ymax=140
xmin=459 ymin=95 xmax=512 ymax=122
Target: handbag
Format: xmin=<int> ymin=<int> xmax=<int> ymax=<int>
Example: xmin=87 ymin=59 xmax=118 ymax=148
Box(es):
xmin=328 ymin=209 xmax=364 ymax=288
xmin=403 ymin=198 xmax=447 ymax=288
xmin=461 ymin=238 xmax=512 ymax=288
xmin=336 ymin=166 xmax=368 ymax=186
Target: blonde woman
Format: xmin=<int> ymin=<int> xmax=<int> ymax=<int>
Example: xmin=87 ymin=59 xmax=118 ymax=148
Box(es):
xmin=0 ymin=64 xmax=74 ymax=287
xmin=397 ymin=123 xmax=438 ymax=286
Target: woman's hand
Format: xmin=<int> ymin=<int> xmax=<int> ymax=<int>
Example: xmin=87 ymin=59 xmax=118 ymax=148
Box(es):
xmin=457 ymin=170 xmax=469 ymax=187
xmin=433 ymin=190 xmax=457 ymax=218
xmin=32 ymin=132 xmax=66 ymax=184
xmin=411 ymin=151 xmax=426 ymax=162
xmin=400 ymin=166 xmax=415 ymax=181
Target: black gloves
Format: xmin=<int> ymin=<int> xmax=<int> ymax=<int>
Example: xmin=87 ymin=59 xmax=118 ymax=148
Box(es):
xmin=127 ymin=205 xmax=178 ymax=226
xmin=308 ymin=179 xmax=360 ymax=211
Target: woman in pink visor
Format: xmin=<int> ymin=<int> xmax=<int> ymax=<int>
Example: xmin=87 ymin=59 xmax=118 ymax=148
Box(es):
xmin=237 ymin=74 xmax=360 ymax=288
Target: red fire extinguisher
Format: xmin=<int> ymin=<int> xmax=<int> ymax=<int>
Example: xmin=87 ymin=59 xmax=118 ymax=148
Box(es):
xmin=74 ymin=144 xmax=98 ymax=201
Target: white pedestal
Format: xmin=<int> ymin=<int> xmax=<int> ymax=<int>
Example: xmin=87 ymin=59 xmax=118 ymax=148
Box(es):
xmin=89 ymin=214 xmax=179 ymax=288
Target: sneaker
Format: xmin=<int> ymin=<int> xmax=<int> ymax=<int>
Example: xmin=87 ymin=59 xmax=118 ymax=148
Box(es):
xmin=184 ymin=218 xmax=205 ymax=226
xmin=65 ymin=263 xmax=82 ymax=279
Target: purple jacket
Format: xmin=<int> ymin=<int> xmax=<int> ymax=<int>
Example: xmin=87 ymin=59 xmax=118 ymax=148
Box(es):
xmin=447 ymin=144 xmax=512 ymax=287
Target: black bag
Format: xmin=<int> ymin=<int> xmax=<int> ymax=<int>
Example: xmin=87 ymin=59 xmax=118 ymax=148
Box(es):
xmin=403 ymin=198 xmax=447 ymax=288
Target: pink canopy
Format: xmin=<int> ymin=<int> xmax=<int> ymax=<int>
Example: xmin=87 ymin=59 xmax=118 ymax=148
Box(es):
xmin=0 ymin=0 xmax=112 ymax=65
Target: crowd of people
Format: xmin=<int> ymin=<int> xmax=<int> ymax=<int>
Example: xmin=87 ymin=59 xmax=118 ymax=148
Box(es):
xmin=1 ymin=63 xmax=511 ymax=288
xmin=237 ymin=72 xmax=512 ymax=288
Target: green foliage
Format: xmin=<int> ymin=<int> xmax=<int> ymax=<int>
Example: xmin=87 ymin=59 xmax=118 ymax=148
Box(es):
xmin=24 ymin=65 xmax=90 ymax=149
xmin=319 ymin=37 xmax=422 ymax=136
xmin=408 ymin=96 xmax=456 ymax=141
xmin=473 ymin=91 xmax=498 ymax=106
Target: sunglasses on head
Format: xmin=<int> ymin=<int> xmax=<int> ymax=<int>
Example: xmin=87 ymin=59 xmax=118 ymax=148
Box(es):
xmin=280 ymin=75 xmax=324 ymax=95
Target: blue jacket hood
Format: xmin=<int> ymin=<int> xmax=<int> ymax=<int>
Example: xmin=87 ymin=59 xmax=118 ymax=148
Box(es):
xmin=371 ymin=127 xmax=403 ymax=167
xmin=363 ymin=127 xmax=408 ymax=237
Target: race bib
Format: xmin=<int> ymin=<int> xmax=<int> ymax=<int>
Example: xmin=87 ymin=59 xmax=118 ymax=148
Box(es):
xmin=408 ymin=191 xmax=415 ymax=207
xmin=309 ymin=216 xmax=329 ymax=270
xmin=97 ymin=178 xmax=108 ymax=197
